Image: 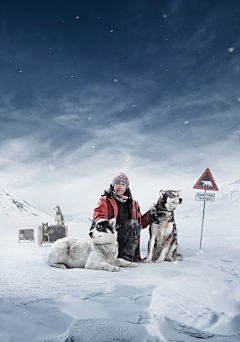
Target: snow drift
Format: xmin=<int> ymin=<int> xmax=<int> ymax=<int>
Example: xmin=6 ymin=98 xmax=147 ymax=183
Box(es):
xmin=0 ymin=186 xmax=240 ymax=341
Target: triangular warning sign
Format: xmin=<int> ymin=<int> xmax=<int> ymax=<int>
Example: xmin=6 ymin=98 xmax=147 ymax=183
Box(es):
xmin=193 ymin=168 xmax=218 ymax=191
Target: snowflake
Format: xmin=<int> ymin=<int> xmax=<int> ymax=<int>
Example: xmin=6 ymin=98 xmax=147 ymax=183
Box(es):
xmin=92 ymin=146 xmax=95 ymax=148
xmin=184 ymin=121 xmax=189 ymax=124
xmin=110 ymin=30 xmax=113 ymax=32
xmin=76 ymin=16 xmax=80 ymax=19
xmin=19 ymin=70 xmax=22 ymax=73
xmin=133 ymin=105 xmax=136 ymax=107
xmin=71 ymin=76 xmax=74 ymax=77
xmin=227 ymin=47 xmax=234 ymax=52
xmin=163 ymin=14 xmax=167 ymax=18
xmin=114 ymin=79 xmax=118 ymax=82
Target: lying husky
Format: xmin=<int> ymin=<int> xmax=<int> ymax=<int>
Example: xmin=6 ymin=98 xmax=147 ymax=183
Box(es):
xmin=144 ymin=190 xmax=183 ymax=263
xmin=46 ymin=218 xmax=138 ymax=272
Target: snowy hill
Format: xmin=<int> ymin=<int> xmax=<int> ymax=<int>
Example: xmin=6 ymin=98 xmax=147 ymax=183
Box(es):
xmin=0 ymin=188 xmax=240 ymax=341
xmin=228 ymin=179 xmax=240 ymax=185
xmin=0 ymin=185 xmax=50 ymax=220
xmin=179 ymin=189 xmax=240 ymax=220
xmin=64 ymin=213 xmax=89 ymax=224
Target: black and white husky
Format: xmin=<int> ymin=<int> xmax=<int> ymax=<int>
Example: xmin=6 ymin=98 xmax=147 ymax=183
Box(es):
xmin=46 ymin=218 xmax=138 ymax=272
xmin=144 ymin=190 xmax=183 ymax=263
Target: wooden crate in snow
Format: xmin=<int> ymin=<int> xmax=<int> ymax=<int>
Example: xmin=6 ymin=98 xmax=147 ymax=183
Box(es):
xmin=38 ymin=225 xmax=68 ymax=246
xmin=19 ymin=229 xmax=35 ymax=242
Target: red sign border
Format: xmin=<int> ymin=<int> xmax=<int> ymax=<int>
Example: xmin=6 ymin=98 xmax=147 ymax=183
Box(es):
xmin=193 ymin=168 xmax=218 ymax=191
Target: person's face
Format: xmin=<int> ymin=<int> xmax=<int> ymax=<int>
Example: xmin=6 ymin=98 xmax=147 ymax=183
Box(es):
xmin=114 ymin=182 xmax=127 ymax=196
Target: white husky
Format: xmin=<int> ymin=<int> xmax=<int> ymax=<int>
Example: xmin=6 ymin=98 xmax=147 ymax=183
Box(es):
xmin=46 ymin=218 xmax=138 ymax=272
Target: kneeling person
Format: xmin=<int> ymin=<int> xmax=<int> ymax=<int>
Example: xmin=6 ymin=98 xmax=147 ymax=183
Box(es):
xmin=93 ymin=172 xmax=152 ymax=261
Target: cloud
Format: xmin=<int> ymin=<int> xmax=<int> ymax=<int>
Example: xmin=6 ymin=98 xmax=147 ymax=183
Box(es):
xmin=0 ymin=0 xmax=240 ymax=216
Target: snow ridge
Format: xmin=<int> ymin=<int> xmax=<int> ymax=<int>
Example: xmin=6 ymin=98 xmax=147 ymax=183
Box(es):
xmin=0 ymin=185 xmax=50 ymax=220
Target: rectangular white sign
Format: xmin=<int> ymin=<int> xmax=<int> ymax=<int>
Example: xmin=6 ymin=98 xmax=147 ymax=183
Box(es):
xmin=195 ymin=192 xmax=215 ymax=202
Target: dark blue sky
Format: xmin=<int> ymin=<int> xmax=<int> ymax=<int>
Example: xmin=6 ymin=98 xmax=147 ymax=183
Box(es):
xmin=0 ymin=0 xmax=240 ymax=214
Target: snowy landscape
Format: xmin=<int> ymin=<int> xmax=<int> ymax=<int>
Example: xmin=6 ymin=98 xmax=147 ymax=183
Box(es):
xmin=1 ymin=0 xmax=240 ymax=341
xmin=1 ymin=183 xmax=240 ymax=342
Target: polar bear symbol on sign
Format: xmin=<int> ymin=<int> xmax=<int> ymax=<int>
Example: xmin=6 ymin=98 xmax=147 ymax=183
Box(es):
xmin=201 ymin=180 xmax=213 ymax=187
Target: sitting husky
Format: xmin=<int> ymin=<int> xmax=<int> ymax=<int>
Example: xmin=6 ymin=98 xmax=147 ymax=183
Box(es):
xmin=42 ymin=222 xmax=50 ymax=242
xmin=46 ymin=218 xmax=138 ymax=272
xmin=144 ymin=190 xmax=183 ymax=263
xmin=54 ymin=205 xmax=65 ymax=226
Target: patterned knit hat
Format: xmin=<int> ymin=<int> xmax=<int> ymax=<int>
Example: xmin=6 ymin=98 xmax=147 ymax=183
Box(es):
xmin=112 ymin=172 xmax=129 ymax=188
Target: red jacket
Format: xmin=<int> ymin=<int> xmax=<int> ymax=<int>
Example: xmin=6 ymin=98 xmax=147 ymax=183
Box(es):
xmin=93 ymin=191 xmax=152 ymax=259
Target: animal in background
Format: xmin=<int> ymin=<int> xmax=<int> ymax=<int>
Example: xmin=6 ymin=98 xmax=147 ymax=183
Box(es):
xmin=54 ymin=205 xmax=65 ymax=226
xmin=42 ymin=222 xmax=50 ymax=242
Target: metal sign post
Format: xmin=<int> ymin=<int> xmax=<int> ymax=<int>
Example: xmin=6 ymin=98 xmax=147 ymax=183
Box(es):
xmin=199 ymin=190 xmax=206 ymax=250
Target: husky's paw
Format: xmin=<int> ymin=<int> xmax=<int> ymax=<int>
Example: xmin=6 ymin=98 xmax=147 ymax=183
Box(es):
xmin=175 ymin=254 xmax=183 ymax=261
xmin=143 ymin=258 xmax=152 ymax=263
xmin=154 ymin=259 xmax=164 ymax=263
xmin=111 ymin=266 xmax=121 ymax=272
xmin=166 ymin=257 xmax=174 ymax=262
xmin=128 ymin=262 xmax=138 ymax=268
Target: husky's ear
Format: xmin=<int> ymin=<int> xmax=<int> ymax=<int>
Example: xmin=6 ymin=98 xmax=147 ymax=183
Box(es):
xmin=159 ymin=190 xmax=166 ymax=199
xmin=88 ymin=218 xmax=95 ymax=223
xmin=109 ymin=218 xmax=116 ymax=230
xmin=177 ymin=190 xmax=181 ymax=195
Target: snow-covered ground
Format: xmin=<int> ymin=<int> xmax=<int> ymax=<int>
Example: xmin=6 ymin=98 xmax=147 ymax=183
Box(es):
xmin=0 ymin=187 xmax=240 ymax=342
